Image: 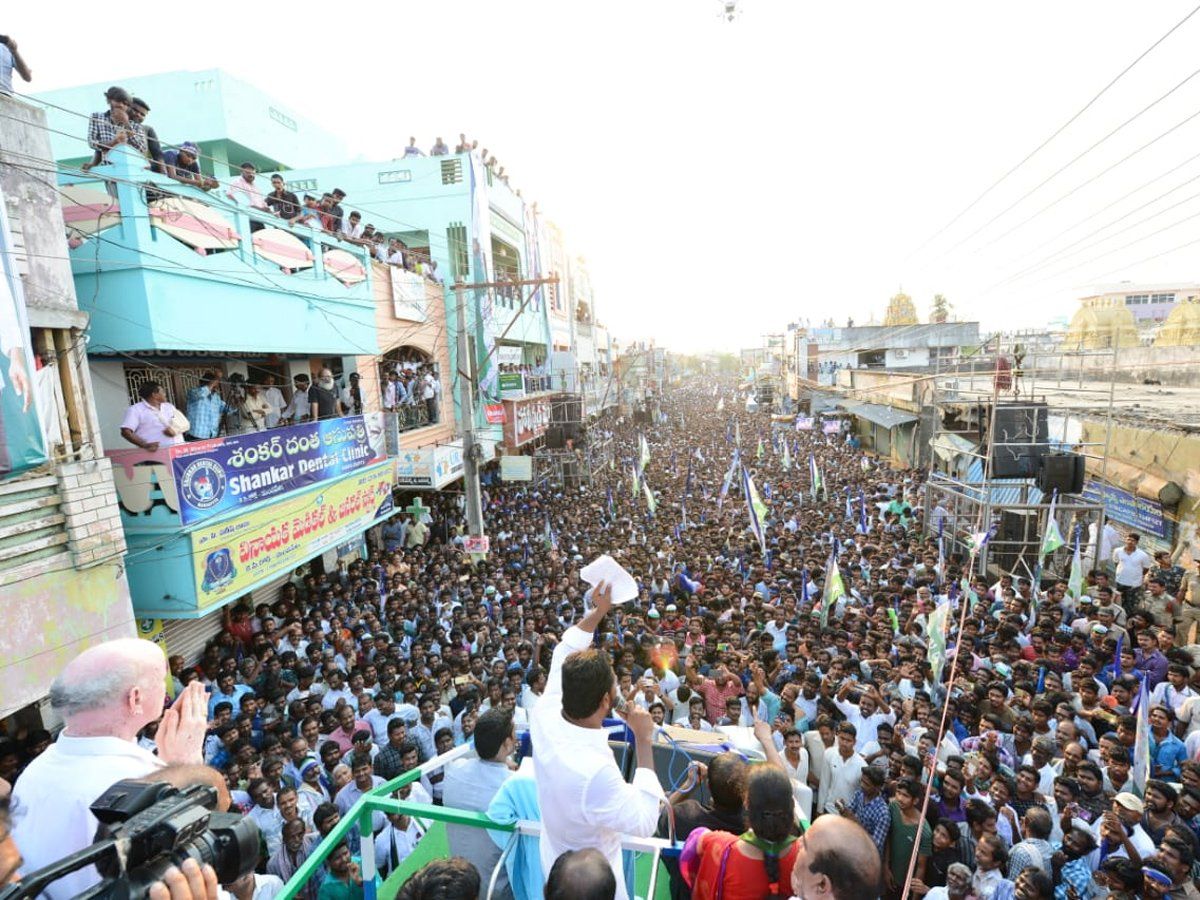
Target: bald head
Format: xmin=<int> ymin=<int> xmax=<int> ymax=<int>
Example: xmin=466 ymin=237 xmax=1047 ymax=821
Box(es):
xmin=791 ymin=815 xmax=882 ymax=900
xmin=545 ymin=848 xmax=616 ymax=900
xmin=50 ymin=638 xmax=167 ymax=734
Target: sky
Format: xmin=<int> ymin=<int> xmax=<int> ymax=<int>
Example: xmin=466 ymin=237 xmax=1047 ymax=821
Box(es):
xmin=9 ymin=1 xmax=1200 ymax=352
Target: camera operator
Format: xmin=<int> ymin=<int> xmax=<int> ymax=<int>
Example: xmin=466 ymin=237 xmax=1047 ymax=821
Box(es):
xmin=10 ymin=639 xmax=208 ymax=899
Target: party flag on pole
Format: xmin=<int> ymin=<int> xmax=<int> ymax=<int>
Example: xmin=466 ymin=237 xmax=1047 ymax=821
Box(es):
xmin=1067 ymin=528 xmax=1085 ymax=601
xmin=927 ymin=601 xmax=950 ymax=684
xmin=1039 ymin=490 xmax=1065 ymax=559
xmin=887 ymin=607 xmax=900 ymax=634
xmin=630 ymin=464 xmax=640 ymax=499
xmin=756 ymin=438 xmax=764 ymax=460
xmin=643 ymin=481 xmax=657 ymax=516
xmin=1132 ymin=676 xmax=1151 ymax=796
xmin=782 ymin=440 xmax=791 ymax=470
xmin=735 ymin=422 xmax=741 ymax=447
xmin=719 ymin=448 xmax=740 ymax=510
xmin=819 ymin=552 xmax=845 ymax=628
xmin=742 ymin=465 xmax=768 ymax=554
xmin=809 ymin=454 xmax=822 ymax=500
xmin=844 ymin=492 xmax=853 ymax=522
xmin=716 ymin=396 xmax=725 ymax=413
xmin=640 ymin=435 xmax=651 ymax=469
xmin=800 ymin=567 xmax=809 ymax=605
xmin=606 ymin=485 xmax=615 ymax=521
xmin=858 ymin=489 xmax=869 ymax=534
xmin=543 ymin=514 xmax=557 ymax=551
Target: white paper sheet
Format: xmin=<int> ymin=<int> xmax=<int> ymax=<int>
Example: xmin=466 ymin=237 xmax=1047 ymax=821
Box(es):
xmin=579 ymin=554 xmax=639 ymax=604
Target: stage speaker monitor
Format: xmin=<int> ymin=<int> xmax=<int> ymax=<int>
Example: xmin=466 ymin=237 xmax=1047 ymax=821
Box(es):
xmin=1037 ymin=452 xmax=1086 ymax=495
xmin=993 ymin=509 xmax=1038 ymax=574
xmin=990 ymin=402 xmax=1049 ymax=478
xmin=544 ymin=426 xmax=565 ymax=449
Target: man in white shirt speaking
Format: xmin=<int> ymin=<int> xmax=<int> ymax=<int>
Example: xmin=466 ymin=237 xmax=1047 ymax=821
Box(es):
xmin=530 ymin=581 xmax=663 ymax=900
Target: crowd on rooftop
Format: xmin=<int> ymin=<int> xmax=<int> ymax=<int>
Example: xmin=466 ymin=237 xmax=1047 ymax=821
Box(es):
xmin=3 ymin=379 xmax=1200 ymax=900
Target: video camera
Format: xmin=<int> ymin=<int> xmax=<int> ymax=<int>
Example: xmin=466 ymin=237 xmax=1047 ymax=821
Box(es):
xmin=0 ymin=780 xmax=259 ymax=900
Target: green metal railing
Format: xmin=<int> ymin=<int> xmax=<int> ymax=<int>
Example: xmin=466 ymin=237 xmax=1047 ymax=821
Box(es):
xmin=279 ymin=743 xmax=674 ymax=900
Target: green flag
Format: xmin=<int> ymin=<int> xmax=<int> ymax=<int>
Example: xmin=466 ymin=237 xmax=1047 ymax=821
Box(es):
xmin=819 ymin=553 xmax=845 ymax=628
xmin=642 ymin=481 xmax=657 ymax=516
xmin=631 ymin=465 xmax=640 ymax=499
xmin=756 ymin=438 xmax=764 ymax=460
xmin=1040 ymin=492 xmax=1065 ymax=559
xmin=1067 ymin=533 xmax=1084 ymax=601
xmin=640 ymin=435 xmax=651 ymax=469
xmin=927 ymin=601 xmax=950 ymax=684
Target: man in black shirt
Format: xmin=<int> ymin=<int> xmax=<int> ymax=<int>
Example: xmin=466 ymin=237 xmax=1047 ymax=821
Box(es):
xmin=658 ymin=751 xmax=747 ymax=899
xmin=266 ymin=174 xmax=301 ymax=221
xmin=309 ymin=368 xmax=341 ymax=421
xmin=129 ymin=97 xmax=163 ymax=172
xmin=327 ymin=188 xmax=347 ymax=233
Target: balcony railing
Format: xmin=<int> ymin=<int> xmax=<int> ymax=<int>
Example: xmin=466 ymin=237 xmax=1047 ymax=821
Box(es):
xmin=57 ymin=145 xmax=377 ymax=355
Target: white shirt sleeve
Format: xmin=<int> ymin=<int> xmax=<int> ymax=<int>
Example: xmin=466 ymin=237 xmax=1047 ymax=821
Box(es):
xmin=580 ymin=756 xmax=664 ymax=839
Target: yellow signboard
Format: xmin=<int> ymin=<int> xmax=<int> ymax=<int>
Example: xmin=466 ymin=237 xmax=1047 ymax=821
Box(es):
xmin=191 ymin=462 xmax=395 ymax=608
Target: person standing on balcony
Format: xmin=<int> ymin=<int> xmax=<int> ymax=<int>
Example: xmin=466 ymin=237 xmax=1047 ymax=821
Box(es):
xmin=403 ymin=137 xmax=424 ymax=158
xmin=185 ymin=373 xmax=226 ymax=441
xmin=163 ymin=142 xmax=216 ymax=191
xmin=328 ymin=189 xmax=347 ymax=234
xmin=284 ymin=373 xmax=311 ymax=424
xmin=128 ymin=98 xmax=163 ymax=172
xmin=120 ymin=381 xmax=184 ymax=451
xmin=421 ymin=368 xmax=440 ymax=424
xmin=239 ymin=383 xmax=272 ymax=433
xmin=310 ymin=369 xmax=341 ymax=421
xmin=262 ymin=375 xmax=286 ymax=429
xmin=266 ymin=175 xmax=301 ymax=222
xmin=339 ymin=373 xmax=364 ymax=417
xmin=85 ymin=86 xmax=147 ymax=166
xmin=431 ymin=138 xmax=449 ymax=156
xmin=0 ymin=35 xmax=32 ymax=96
xmin=226 ymin=162 xmax=268 ymax=231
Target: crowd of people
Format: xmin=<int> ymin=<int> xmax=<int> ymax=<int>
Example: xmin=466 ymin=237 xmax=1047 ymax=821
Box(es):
xmin=4 ymin=379 xmax=1199 ymax=900
xmin=117 ymin=360 xmax=441 ymax=452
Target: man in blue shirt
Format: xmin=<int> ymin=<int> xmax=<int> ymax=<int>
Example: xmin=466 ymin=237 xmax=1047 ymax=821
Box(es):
xmin=1149 ymin=705 xmax=1188 ymax=780
xmin=208 ymin=672 xmax=253 ymax=717
xmin=186 ymin=372 xmax=227 ymax=440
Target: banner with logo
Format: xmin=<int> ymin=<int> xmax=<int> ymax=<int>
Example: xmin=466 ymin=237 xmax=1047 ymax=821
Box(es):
xmin=192 ymin=462 xmax=394 ymax=608
xmin=171 ymin=415 xmax=385 ymax=526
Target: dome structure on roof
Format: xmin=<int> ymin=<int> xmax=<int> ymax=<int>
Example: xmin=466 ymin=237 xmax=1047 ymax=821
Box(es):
xmin=1155 ymin=298 xmax=1200 ymax=346
xmin=883 ymin=292 xmax=918 ymax=326
xmin=1064 ymin=301 xmax=1139 ymax=350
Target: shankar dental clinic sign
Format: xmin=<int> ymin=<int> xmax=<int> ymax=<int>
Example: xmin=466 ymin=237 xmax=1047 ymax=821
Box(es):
xmin=171 ymin=416 xmax=383 ymax=526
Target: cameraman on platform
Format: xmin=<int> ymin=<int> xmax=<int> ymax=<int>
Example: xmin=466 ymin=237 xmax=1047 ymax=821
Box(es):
xmin=10 ymin=638 xmax=211 ymax=899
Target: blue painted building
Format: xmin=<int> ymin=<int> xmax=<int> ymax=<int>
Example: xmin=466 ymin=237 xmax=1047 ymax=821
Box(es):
xmin=57 ymin=142 xmax=405 ymax=650
xmin=276 ymin=152 xmax=556 ymax=442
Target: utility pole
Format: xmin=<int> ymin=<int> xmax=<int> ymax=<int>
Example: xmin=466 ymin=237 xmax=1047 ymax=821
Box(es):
xmin=452 ymin=276 xmax=559 ymax=558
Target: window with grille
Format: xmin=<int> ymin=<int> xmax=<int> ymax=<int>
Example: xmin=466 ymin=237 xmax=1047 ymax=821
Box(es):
xmin=447 ymin=223 xmax=469 ymax=283
xmin=1150 ymin=293 xmax=1175 ymax=303
xmin=441 ymin=158 xmax=463 ymax=185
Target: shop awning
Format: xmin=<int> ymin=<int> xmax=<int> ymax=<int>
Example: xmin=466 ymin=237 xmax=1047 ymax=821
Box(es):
xmin=1086 ymin=457 xmax=1180 ymax=504
xmin=839 ymin=401 xmax=919 ymax=429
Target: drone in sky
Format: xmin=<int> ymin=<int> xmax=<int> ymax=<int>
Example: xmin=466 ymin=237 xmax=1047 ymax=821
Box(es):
xmin=720 ymin=0 xmax=739 ymax=21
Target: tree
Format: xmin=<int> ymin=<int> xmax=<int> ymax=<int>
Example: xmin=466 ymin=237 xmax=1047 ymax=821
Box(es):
xmin=930 ymin=294 xmax=952 ymax=324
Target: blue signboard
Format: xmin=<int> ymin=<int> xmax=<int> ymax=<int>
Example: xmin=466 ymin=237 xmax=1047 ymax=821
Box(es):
xmin=170 ymin=416 xmax=384 ymax=526
xmin=1081 ymin=480 xmax=1168 ymax=539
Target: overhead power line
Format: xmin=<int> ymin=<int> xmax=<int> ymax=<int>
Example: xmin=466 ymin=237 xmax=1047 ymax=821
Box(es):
xmin=905 ymin=1 xmax=1200 ymax=262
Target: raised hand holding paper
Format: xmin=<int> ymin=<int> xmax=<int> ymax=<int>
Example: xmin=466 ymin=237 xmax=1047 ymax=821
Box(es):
xmin=580 ymin=554 xmax=639 ymax=604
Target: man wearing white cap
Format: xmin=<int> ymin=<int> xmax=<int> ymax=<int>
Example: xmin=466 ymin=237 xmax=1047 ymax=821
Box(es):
xmin=1089 ymin=793 xmax=1155 ymax=869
